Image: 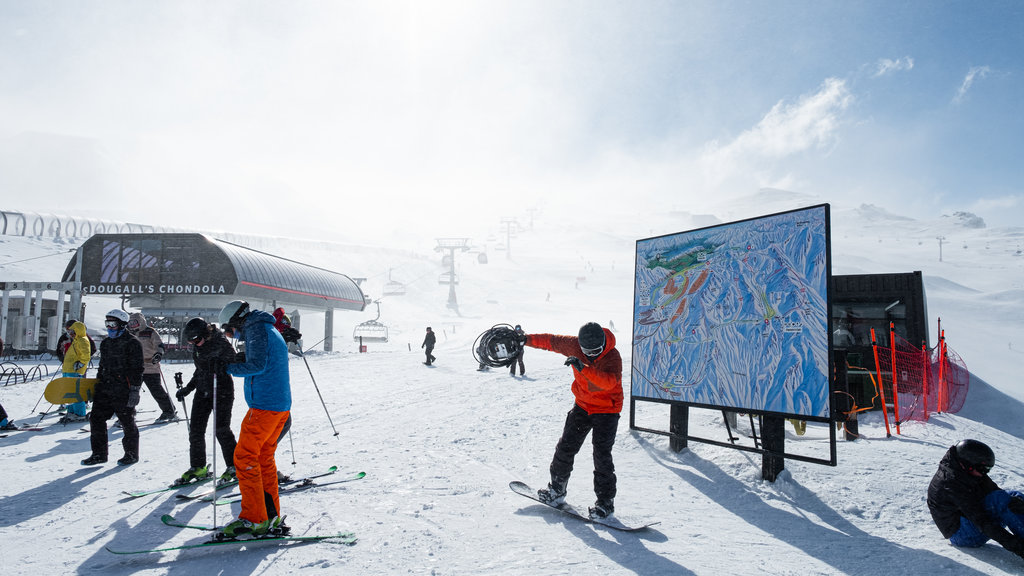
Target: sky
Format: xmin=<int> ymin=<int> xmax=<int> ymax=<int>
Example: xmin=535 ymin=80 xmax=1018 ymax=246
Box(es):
xmin=1 ymin=1 xmax=1022 ymax=243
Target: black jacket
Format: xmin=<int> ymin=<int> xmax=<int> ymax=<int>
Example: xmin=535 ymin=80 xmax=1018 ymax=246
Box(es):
xmin=927 ymin=445 xmax=1015 ymax=548
xmin=183 ymin=328 xmax=236 ymax=400
xmin=422 ymin=331 xmax=436 ymax=349
xmin=94 ymin=331 xmax=144 ymax=409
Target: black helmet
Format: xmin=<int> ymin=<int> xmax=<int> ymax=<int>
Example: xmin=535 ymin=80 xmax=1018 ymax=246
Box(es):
xmin=578 ymin=322 xmax=605 ymax=357
xmin=219 ymin=300 xmax=250 ymax=329
xmin=182 ymin=317 xmax=209 ymax=343
xmin=64 ymin=319 xmax=76 ymax=329
xmin=955 ymin=439 xmax=995 ymax=473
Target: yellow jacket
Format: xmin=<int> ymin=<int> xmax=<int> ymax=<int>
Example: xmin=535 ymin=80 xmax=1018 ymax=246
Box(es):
xmin=61 ymin=321 xmax=92 ymax=376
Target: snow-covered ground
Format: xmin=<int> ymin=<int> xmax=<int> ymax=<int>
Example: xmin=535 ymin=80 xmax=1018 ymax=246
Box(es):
xmin=2 ymin=193 xmax=1024 ymax=575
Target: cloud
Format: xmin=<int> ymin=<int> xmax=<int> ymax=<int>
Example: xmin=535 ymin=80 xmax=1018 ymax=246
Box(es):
xmin=953 ymin=65 xmax=991 ymax=104
xmin=698 ymin=78 xmax=853 ymax=188
xmin=873 ymin=56 xmax=914 ymax=77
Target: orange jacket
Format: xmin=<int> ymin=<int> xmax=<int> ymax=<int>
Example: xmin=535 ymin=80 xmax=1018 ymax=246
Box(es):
xmin=526 ymin=328 xmax=622 ymax=414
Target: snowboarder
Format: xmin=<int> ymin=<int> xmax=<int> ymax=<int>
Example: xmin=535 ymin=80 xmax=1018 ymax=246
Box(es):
xmin=422 ymin=326 xmax=436 ymax=365
xmin=522 ymin=322 xmax=622 ymax=519
xmin=173 ymin=317 xmax=239 ymax=485
xmin=127 ymin=313 xmax=178 ymax=423
xmin=218 ymin=300 xmax=292 ymax=538
xmin=59 ymin=320 xmax=92 ymax=423
xmin=928 ymin=439 xmax=1024 ymax=561
xmin=509 ymin=324 xmax=526 ymax=377
xmin=82 ymin=309 xmax=144 ymax=466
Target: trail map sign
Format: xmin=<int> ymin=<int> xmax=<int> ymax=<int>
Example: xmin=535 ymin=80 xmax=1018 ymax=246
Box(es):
xmin=632 ymin=205 xmax=832 ymax=419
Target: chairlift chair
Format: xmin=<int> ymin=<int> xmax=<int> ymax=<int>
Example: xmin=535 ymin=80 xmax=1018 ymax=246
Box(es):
xmin=353 ymin=301 xmax=389 ymax=343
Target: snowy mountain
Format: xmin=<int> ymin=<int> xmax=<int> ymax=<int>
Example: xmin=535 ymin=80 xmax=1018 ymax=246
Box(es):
xmin=2 ymin=198 xmax=1024 ymax=575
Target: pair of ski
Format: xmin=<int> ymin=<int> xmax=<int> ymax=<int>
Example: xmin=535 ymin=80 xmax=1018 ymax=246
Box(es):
xmin=179 ymin=468 xmax=366 ymax=504
xmin=125 ymin=465 xmax=361 ymax=499
xmin=0 ymin=426 xmax=44 ymax=438
xmin=105 ymin=514 xmax=356 ymax=555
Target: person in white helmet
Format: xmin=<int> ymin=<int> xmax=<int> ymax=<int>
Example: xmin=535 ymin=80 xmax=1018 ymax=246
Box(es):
xmin=81 ymin=309 xmax=145 ymax=467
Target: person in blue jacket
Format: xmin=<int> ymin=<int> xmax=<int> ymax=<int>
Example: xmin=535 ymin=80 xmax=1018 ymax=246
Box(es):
xmin=217 ymin=300 xmax=292 ymax=539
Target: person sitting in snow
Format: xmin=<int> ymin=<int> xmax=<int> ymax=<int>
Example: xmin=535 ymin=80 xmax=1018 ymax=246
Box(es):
xmin=0 ymin=401 xmax=18 ymax=430
xmin=522 ymin=322 xmax=622 ymax=519
xmin=928 ymin=439 xmax=1024 ymax=561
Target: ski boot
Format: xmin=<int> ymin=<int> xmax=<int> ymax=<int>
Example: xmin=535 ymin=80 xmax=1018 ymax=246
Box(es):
xmin=173 ymin=465 xmax=210 ymax=486
xmin=588 ymin=498 xmax=614 ymax=519
xmin=0 ymin=419 xmax=18 ymax=431
xmin=218 ymin=465 xmax=237 ymax=484
xmin=219 ymin=517 xmax=270 ymax=540
xmin=117 ymin=452 xmax=139 ymax=466
xmin=537 ymin=476 xmax=568 ymax=507
xmin=266 ymin=515 xmax=291 ymax=536
xmin=81 ymin=454 xmax=107 ymax=465
xmin=154 ymin=411 xmax=179 ymax=423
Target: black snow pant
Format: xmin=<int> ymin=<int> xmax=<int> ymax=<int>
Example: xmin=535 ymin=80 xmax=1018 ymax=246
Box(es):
xmin=189 ymin=391 xmax=237 ymax=470
xmin=0 ymin=402 xmax=7 ymax=423
xmin=89 ymin=402 xmax=139 ymax=459
xmin=142 ymin=372 xmax=176 ymax=415
xmin=509 ymin=350 xmax=525 ymax=376
xmin=549 ymin=404 xmax=619 ymax=502
xmin=424 ymin=346 xmax=435 ymax=365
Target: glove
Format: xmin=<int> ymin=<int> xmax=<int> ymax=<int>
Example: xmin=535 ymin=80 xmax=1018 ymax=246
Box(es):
xmin=127 ymin=386 xmax=141 ymax=409
xmin=564 ymin=356 xmax=584 ymax=372
xmin=151 ymin=353 xmax=162 ymax=364
xmin=175 ymin=384 xmax=194 ymax=401
xmin=281 ymin=326 xmax=302 ymax=343
xmin=174 ymin=372 xmax=183 ymax=386
xmin=1009 ymin=497 xmax=1024 ymax=515
xmin=73 ymin=361 xmax=85 ymax=371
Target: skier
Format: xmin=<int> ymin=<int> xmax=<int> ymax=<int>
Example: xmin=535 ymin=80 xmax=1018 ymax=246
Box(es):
xmin=0 ymin=401 xmax=17 ymax=430
xmin=928 ymin=439 xmax=1024 ymax=560
xmin=217 ymin=300 xmax=292 ymax=538
xmin=272 ymin=307 xmax=303 ymax=348
xmin=422 ymin=326 xmax=436 ymax=365
xmin=173 ymin=317 xmax=239 ymax=485
xmin=509 ymin=324 xmax=526 ymax=377
xmin=59 ymin=320 xmax=93 ymax=423
xmin=523 ymin=322 xmax=622 ymax=519
xmin=127 ymin=313 xmax=178 ymax=423
xmin=81 ymin=309 xmax=144 ymax=466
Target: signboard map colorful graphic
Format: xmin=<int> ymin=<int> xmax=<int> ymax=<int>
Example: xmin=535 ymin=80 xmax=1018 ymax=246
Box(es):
xmin=631 ymin=205 xmax=832 ymax=418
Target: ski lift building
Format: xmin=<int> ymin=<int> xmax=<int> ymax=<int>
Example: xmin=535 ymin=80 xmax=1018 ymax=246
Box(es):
xmin=61 ymin=233 xmax=366 ymax=352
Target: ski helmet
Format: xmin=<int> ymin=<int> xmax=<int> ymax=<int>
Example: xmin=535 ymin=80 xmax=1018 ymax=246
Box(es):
xmin=578 ymin=322 xmax=605 ymax=357
xmin=182 ymin=317 xmax=209 ymax=343
xmin=105 ymin=309 xmax=130 ymax=325
xmin=218 ymin=300 xmax=250 ymax=328
xmin=955 ymin=439 xmax=995 ymax=473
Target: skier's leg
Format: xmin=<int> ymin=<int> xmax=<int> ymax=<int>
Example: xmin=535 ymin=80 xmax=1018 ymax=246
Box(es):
xmin=549 ymin=405 xmax=592 ymax=483
xmin=949 ymin=516 xmax=989 ymax=547
xmin=984 ymin=489 xmax=1024 ymax=536
xmin=88 ymin=403 xmax=114 ymax=458
xmin=590 ymin=412 xmax=620 ymax=502
xmin=143 ymin=373 xmax=175 ymax=415
xmin=189 ymin=395 xmax=213 ymax=468
xmin=215 ymin=391 xmax=237 ymax=467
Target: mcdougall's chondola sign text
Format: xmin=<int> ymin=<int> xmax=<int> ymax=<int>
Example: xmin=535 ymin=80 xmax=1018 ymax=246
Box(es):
xmin=85 ymin=284 xmax=229 ymax=295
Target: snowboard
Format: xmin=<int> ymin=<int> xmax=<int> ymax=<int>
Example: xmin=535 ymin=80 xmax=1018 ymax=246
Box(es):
xmin=509 ymin=481 xmax=659 ymax=532
xmin=44 ymin=377 xmax=97 ymax=405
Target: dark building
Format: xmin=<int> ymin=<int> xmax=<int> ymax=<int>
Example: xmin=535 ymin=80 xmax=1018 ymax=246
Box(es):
xmin=61 ymin=233 xmax=365 ymax=352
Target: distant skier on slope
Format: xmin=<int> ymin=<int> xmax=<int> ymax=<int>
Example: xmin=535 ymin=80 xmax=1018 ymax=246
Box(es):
xmin=522 ymin=322 xmax=622 ymax=519
xmin=928 ymin=439 xmax=1024 ymax=561
xmin=422 ymin=326 xmax=436 ymax=365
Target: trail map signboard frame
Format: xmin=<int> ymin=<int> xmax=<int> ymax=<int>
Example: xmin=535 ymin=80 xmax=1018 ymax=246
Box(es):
xmin=630 ymin=204 xmax=836 ymax=468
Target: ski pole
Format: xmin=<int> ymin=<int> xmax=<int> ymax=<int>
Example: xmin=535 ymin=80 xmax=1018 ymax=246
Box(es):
xmin=172 ymin=372 xmax=190 ymax=425
xmin=288 ymin=430 xmax=297 ymax=465
xmin=159 ymin=370 xmax=184 ymax=424
xmin=297 ymin=344 xmax=339 ymax=438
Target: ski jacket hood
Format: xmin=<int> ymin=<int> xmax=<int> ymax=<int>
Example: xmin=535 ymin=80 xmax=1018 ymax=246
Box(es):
xmin=525 ymin=327 xmax=622 ymax=414
xmin=61 ymin=321 xmax=92 ymax=375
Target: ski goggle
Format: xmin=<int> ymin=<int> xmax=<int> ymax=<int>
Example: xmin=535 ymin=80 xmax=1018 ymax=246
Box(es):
xmin=104 ymin=319 xmax=122 ymax=330
xmin=581 ymin=344 xmax=604 ymax=357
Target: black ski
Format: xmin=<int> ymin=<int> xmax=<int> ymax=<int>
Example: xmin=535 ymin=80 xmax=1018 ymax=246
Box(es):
xmin=105 ymin=532 xmax=357 ymax=555
xmin=212 ymin=471 xmax=366 ymax=505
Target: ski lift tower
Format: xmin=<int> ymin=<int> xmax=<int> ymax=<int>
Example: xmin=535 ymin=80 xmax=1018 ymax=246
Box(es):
xmin=435 ymin=238 xmax=470 ymax=313
xmin=500 ymin=218 xmax=518 ymax=259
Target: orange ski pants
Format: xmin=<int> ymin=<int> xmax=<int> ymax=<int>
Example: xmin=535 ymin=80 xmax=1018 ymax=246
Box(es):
xmin=234 ymin=408 xmax=290 ymax=524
